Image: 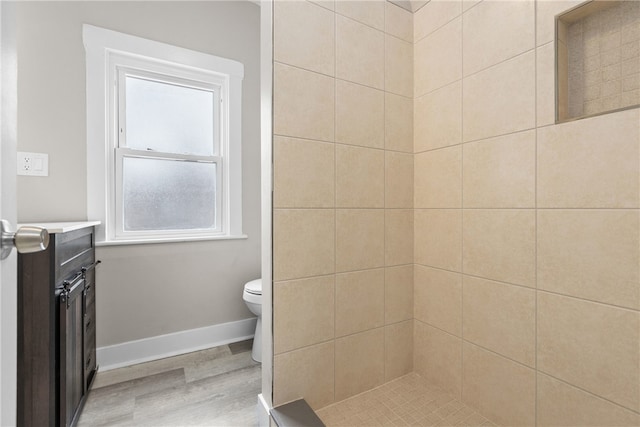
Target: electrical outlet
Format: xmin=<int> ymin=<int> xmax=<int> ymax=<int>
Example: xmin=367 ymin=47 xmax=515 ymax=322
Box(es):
xmin=17 ymin=152 xmax=48 ymax=176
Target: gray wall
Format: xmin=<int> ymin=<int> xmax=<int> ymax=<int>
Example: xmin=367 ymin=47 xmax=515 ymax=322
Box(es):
xmin=16 ymin=1 xmax=261 ymax=347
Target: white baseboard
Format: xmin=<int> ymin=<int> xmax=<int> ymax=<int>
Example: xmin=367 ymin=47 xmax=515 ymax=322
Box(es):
xmin=97 ymin=317 xmax=257 ymax=371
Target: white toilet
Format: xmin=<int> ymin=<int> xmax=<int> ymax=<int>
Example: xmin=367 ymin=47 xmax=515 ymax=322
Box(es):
xmin=242 ymin=278 xmax=262 ymax=363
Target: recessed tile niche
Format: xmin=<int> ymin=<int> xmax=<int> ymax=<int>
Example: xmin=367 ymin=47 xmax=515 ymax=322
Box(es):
xmin=557 ymin=0 xmax=640 ymax=122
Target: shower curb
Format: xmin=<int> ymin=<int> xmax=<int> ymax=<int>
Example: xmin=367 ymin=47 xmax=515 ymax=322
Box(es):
xmin=271 ymin=399 xmax=325 ymax=427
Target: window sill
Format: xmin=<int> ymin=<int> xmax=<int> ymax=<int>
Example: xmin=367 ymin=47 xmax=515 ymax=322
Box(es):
xmin=96 ymin=234 xmax=248 ymax=247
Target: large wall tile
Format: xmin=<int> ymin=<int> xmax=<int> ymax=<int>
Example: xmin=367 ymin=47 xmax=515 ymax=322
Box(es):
xmin=537 ymin=109 xmax=640 ymax=208
xmin=385 ymin=265 xmax=413 ymax=324
xmin=385 ymin=209 xmax=413 ymax=266
xmin=336 ymin=145 xmax=385 ymax=208
xmin=414 ymin=81 xmax=462 ymax=153
xmin=414 ymin=321 xmax=462 ymax=398
xmin=336 ymin=269 xmax=385 ymax=337
xmin=335 ymin=80 xmax=384 ymax=149
xmin=462 ymin=276 xmax=536 ymax=367
xmin=336 ymin=15 xmax=384 ymax=89
xmin=462 ymin=0 xmax=535 ymax=76
xmin=414 ymin=0 xmax=462 ymax=42
xmin=274 ymin=136 xmax=334 ymax=208
xmin=385 ymin=151 xmax=413 ymax=208
xmin=462 ymin=342 xmax=536 ymax=427
xmin=274 ymin=0 xmax=335 ymax=76
xmin=385 ymin=93 xmax=413 ymax=153
xmin=385 ymin=1 xmax=413 ymax=42
xmin=274 ymin=275 xmax=334 ymax=354
xmin=385 ymin=35 xmax=413 ymax=98
xmin=537 ymin=373 xmax=640 ymax=427
xmin=463 ymin=51 xmax=535 ymax=142
xmin=414 ymin=265 xmax=462 ymax=336
xmin=336 ymin=209 xmax=385 ymax=272
xmin=538 ymin=292 xmax=640 ymax=412
xmin=274 ymin=62 xmax=334 ymax=142
xmin=414 ymin=18 xmax=462 ymax=97
xmin=462 ymin=130 xmax=535 ymax=208
xmin=538 ymin=209 xmax=639 ymax=310
xmin=385 ymin=320 xmax=413 ymax=381
xmin=335 ymin=328 xmax=385 ymax=401
xmin=415 ymin=209 xmax=462 ymax=271
xmin=463 ymin=209 xmax=536 ymax=287
xmin=335 ymin=0 xmax=384 ymax=30
xmin=414 ymin=146 xmax=462 ymax=208
xmin=536 ymin=42 xmax=556 ymax=127
xmin=274 ymin=209 xmax=335 ymax=281
xmin=274 ymin=342 xmax=335 ymax=410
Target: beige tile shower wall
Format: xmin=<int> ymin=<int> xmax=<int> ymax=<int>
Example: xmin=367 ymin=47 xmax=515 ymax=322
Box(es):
xmin=414 ymin=1 xmax=640 ymax=426
xmin=272 ymin=0 xmax=414 ymax=410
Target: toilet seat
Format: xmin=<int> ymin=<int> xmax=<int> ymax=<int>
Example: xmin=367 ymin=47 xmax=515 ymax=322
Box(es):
xmin=244 ymin=278 xmax=262 ymax=295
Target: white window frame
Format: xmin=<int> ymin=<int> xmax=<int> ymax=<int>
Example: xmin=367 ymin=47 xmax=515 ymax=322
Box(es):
xmin=84 ymin=25 xmax=245 ymax=245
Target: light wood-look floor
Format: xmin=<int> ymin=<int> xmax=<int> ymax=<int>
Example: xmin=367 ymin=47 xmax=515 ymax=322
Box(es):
xmin=77 ymin=340 xmax=261 ymax=427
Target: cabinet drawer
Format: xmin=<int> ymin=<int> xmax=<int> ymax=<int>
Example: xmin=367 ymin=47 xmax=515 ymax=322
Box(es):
xmin=55 ymin=228 xmax=94 ymax=283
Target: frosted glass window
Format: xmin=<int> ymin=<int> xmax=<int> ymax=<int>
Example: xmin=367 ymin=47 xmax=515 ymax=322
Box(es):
xmin=125 ymin=76 xmax=215 ymax=156
xmin=122 ymin=157 xmax=216 ymax=231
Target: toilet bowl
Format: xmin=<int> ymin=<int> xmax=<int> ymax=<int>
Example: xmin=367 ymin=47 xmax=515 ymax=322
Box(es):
xmin=242 ymin=278 xmax=262 ymax=363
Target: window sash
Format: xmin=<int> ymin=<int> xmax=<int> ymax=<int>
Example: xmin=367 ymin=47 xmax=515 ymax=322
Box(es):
xmin=114 ymin=147 xmax=224 ymax=240
xmin=116 ymin=67 xmax=222 ymax=157
xmin=112 ymin=62 xmax=226 ymax=241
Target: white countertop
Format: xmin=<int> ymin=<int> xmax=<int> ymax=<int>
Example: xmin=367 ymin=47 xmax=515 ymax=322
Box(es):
xmin=18 ymin=221 xmax=101 ymax=233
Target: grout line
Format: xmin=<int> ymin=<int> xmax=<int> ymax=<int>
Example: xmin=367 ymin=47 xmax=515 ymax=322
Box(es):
xmin=415 ymin=126 xmax=538 ymax=154
xmin=383 ymin=2 xmax=388 ymax=384
xmin=332 ymin=6 xmax=337 ymax=406
xmin=272 ymin=207 xmax=640 ymax=211
xmin=274 ymin=265 xmax=415 ymax=284
xmin=414 ymin=207 xmax=640 ymax=210
xmin=534 ymin=0 xmax=539 ymax=423
xmin=460 ymin=6 xmax=465 ymax=402
xmin=536 ymin=370 xmax=640 ymax=417
xmin=536 ymin=288 xmax=640 ymax=313
xmin=275 ymin=336 xmax=339 ymax=359
xmin=413 ymin=5 xmax=462 ymax=46
xmin=462 ymin=45 xmax=538 ymax=80
xmin=415 ymin=319 xmax=538 ymax=373
xmin=273 ymin=131 xmax=413 ymax=155
xmin=275 ymin=60 xmax=407 ymax=97
xmin=334 ymin=7 xmax=386 ymax=38
xmin=413 ymin=262 xmax=640 ymax=313
xmin=415 ymin=47 xmax=538 ymax=101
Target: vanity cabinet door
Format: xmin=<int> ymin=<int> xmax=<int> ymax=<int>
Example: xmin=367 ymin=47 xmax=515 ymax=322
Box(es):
xmin=58 ymin=276 xmax=85 ymax=427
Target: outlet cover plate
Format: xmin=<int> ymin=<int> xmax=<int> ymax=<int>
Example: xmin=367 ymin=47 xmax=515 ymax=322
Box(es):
xmin=17 ymin=151 xmax=49 ymax=176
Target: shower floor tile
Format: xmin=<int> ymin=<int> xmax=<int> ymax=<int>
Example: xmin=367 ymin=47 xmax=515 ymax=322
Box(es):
xmin=316 ymin=373 xmax=498 ymax=427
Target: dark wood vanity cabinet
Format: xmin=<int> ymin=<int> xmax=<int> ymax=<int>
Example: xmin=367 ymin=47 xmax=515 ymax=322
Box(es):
xmin=18 ymin=224 xmax=99 ymax=427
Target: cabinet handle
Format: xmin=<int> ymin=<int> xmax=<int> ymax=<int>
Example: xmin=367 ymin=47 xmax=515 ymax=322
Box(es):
xmin=63 ymin=275 xmax=83 ymax=294
xmin=81 ymin=260 xmax=101 ymax=274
